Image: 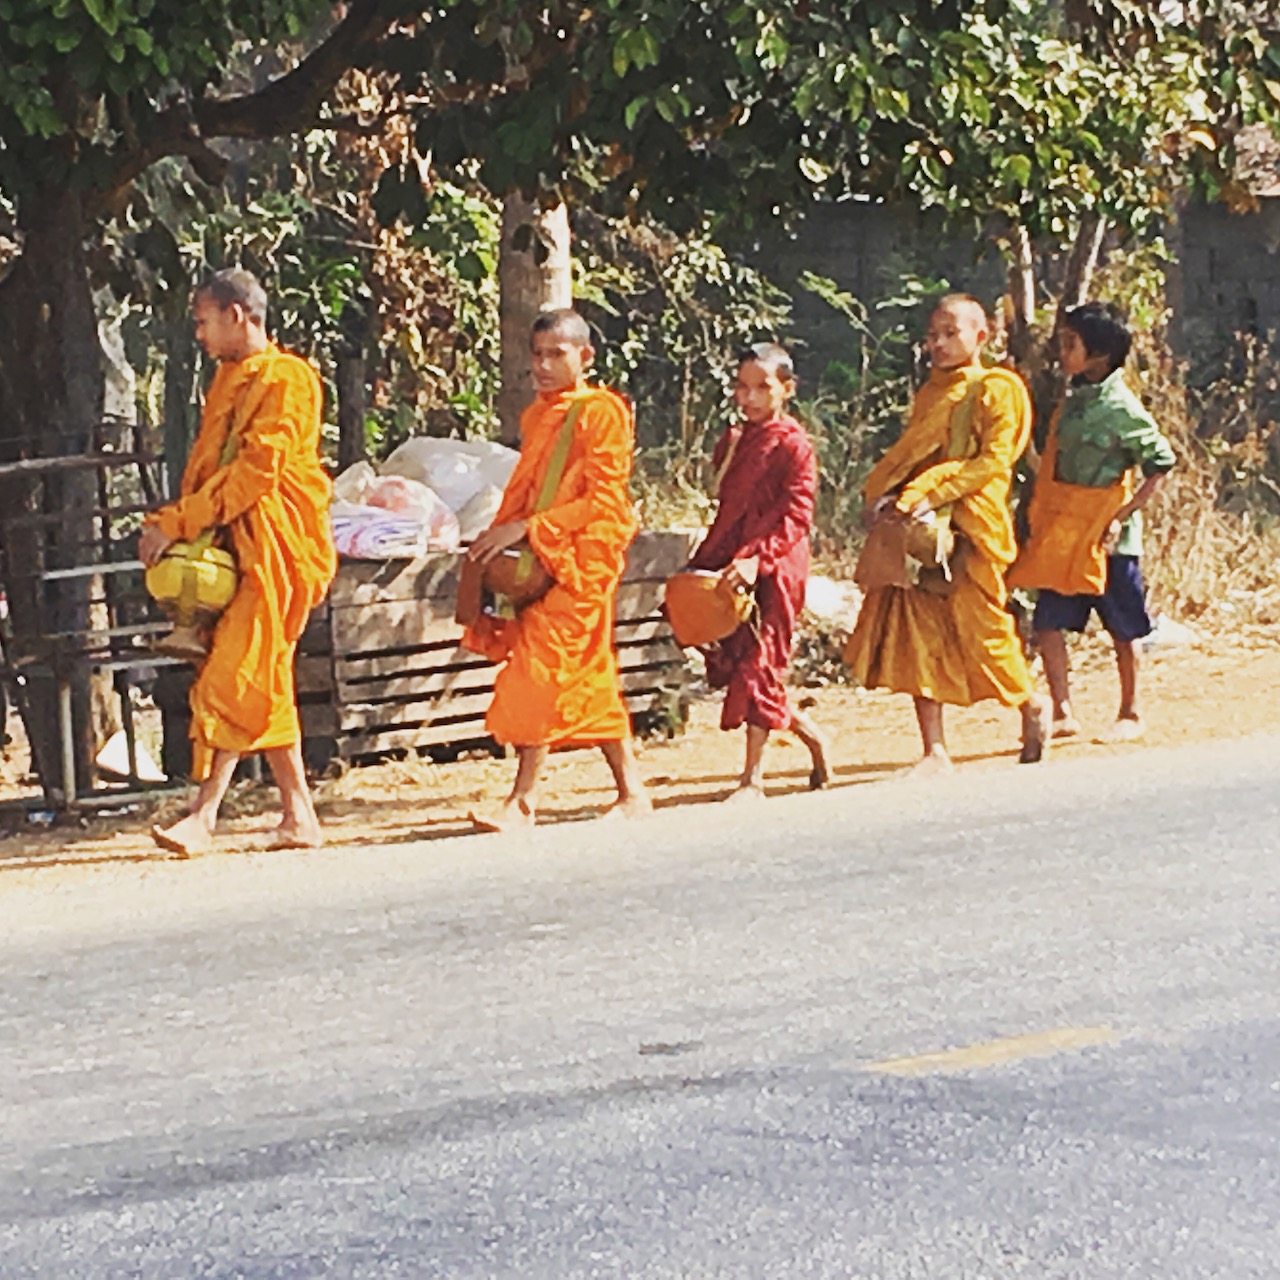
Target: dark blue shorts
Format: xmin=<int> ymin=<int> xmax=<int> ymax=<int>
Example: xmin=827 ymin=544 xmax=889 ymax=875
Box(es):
xmin=1031 ymin=554 xmax=1152 ymax=643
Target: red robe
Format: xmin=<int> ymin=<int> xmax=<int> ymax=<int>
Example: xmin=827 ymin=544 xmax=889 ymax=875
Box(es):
xmin=689 ymin=414 xmax=817 ymax=730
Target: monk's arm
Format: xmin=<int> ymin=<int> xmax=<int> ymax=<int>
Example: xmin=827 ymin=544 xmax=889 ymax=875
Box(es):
xmin=861 ymin=434 xmax=923 ymax=506
xmin=737 ymin=439 xmax=817 ymax=573
xmin=897 ymin=379 xmax=1030 ymax=513
xmin=151 ymin=372 xmax=318 ymax=541
xmin=526 ymin=399 xmax=634 ymax=546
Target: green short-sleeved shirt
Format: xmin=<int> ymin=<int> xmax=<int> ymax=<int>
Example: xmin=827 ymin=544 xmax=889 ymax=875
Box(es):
xmin=1052 ymin=368 xmax=1176 ymax=557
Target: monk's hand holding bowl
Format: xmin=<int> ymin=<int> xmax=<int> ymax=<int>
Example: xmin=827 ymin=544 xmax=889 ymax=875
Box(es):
xmin=138 ymin=524 xmax=174 ymax=568
xmin=723 ymin=557 xmax=758 ymax=593
xmin=467 ymin=518 xmax=530 ymax=566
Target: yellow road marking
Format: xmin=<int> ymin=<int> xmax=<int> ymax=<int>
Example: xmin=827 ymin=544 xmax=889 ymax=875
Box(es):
xmin=868 ymin=1026 xmax=1117 ymax=1076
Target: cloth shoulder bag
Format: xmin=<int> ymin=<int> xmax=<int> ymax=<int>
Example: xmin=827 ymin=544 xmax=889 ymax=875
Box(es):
xmin=854 ymin=373 xmax=987 ymax=595
xmin=455 ymin=395 xmax=585 ymax=626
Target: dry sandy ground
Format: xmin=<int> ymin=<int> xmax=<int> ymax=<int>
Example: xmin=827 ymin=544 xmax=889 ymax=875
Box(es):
xmin=0 ymin=623 xmax=1277 ymax=887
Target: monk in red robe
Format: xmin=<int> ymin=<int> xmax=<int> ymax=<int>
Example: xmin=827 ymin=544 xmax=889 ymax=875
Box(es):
xmin=689 ymin=343 xmax=829 ymax=799
xmin=139 ymin=269 xmax=336 ymax=855
xmin=463 ymin=309 xmax=649 ymax=830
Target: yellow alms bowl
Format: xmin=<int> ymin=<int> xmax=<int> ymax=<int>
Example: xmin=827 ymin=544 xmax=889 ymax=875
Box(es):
xmin=145 ymin=542 xmax=238 ymax=623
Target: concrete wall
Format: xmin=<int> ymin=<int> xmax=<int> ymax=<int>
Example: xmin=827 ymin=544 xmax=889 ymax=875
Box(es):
xmin=764 ymin=198 xmax=1280 ymax=384
xmin=1170 ymin=199 xmax=1280 ymax=367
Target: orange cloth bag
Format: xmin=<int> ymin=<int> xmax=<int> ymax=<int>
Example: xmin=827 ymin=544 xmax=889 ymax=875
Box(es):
xmin=1008 ymin=428 xmax=1131 ymax=596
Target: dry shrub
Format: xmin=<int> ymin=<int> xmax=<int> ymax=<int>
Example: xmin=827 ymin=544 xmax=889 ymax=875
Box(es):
xmin=1130 ymin=345 xmax=1280 ymax=629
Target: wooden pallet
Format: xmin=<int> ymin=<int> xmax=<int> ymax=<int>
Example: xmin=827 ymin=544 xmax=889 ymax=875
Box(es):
xmin=298 ymin=531 xmax=695 ymax=763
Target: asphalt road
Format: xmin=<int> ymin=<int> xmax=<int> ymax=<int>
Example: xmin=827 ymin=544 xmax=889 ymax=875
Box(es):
xmin=3 ymin=734 xmax=1280 ymax=1278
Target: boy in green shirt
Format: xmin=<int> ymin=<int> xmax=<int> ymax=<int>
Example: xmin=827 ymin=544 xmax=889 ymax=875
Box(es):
xmin=1015 ymin=302 xmax=1175 ymax=742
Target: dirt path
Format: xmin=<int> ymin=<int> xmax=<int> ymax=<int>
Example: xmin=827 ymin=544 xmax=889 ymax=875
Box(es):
xmin=1 ymin=624 xmax=1277 ymax=885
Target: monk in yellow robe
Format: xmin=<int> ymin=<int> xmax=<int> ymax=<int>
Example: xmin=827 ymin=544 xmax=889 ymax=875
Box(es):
xmin=463 ymin=308 xmax=650 ymax=829
xmin=139 ymin=268 xmax=336 ymax=855
xmin=844 ymin=294 xmax=1051 ymax=769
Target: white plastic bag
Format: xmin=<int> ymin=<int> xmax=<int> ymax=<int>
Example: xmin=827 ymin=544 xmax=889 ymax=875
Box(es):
xmin=332 ymin=460 xmax=378 ymax=505
xmin=456 ymin=484 xmax=505 ymax=541
xmin=366 ymin=474 xmax=461 ymax=550
xmin=381 ymin=437 xmax=519 ymax=513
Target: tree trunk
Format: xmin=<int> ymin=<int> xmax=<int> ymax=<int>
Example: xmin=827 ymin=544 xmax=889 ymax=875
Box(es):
xmin=162 ymin=297 xmax=199 ymax=499
xmin=0 ymin=187 xmax=106 ymax=800
xmin=1006 ymin=223 xmax=1037 ymax=369
xmin=336 ymin=348 xmax=368 ymax=470
xmin=497 ymin=194 xmax=572 ymax=446
xmin=1056 ymin=212 xmax=1108 ymax=321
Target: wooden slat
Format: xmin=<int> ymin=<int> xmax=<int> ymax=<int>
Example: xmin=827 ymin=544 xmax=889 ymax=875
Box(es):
xmin=295 ymin=654 xmax=335 ymax=695
xmin=332 ymin=651 xmax=680 ymax=728
xmin=325 ymin=530 xmax=697 ymax=609
xmin=334 ymin=632 xmax=679 ymax=696
xmin=300 ymin=702 xmax=339 ymax=736
xmin=330 ymin=599 xmax=458 ymax=655
xmin=335 ymin=643 xmax=479 ymax=688
xmin=328 ymin=557 xmax=459 ymax=608
xmin=332 ymin=682 xmax=671 ymax=759
xmin=332 ymin=663 xmax=677 ymax=733
xmin=622 ymin=530 xmax=699 ymax=579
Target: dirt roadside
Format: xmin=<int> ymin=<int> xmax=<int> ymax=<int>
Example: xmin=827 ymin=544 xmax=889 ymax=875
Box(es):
xmin=0 ymin=623 xmax=1277 ymax=885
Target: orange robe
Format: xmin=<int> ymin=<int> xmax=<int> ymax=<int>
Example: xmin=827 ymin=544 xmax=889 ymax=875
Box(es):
xmin=462 ymin=384 xmax=639 ymax=747
xmin=844 ymin=362 xmax=1034 ymax=707
xmin=148 ymin=344 xmax=336 ymax=777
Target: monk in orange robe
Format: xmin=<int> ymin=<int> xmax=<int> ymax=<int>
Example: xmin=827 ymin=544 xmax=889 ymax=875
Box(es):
xmin=463 ymin=308 xmax=649 ymax=829
xmin=843 ymin=295 xmax=1051 ymax=769
xmin=139 ymin=268 xmax=336 ymax=855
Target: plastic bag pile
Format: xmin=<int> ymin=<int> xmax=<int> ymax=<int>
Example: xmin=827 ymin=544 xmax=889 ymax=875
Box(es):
xmin=331 ymin=438 xmax=518 ymax=561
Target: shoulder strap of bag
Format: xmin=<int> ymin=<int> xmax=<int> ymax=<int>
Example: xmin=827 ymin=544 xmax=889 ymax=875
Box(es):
xmin=186 ymin=352 xmax=277 ymax=557
xmin=216 ymin=349 xmax=278 ymax=469
xmin=945 ymin=372 xmax=988 ymax=461
xmin=533 ymin=394 xmax=587 ymax=513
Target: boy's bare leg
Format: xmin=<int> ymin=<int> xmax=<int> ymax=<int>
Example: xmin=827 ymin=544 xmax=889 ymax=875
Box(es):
xmin=151 ymin=748 xmax=240 ymax=857
xmin=264 ymin=743 xmax=323 ymax=849
xmin=789 ymin=707 xmax=831 ymax=789
xmin=909 ymin=697 xmax=952 ymax=773
xmin=1095 ymin=637 xmax=1145 ymax=743
xmin=600 ymin=738 xmax=652 ymax=818
xmin=471 ymin=745 xmax=545 ymax=832
xmin=1036 ymin=628 xmax=1080 ymax=736
xmin=1114 ymin=638 xmax=1141 ymax=721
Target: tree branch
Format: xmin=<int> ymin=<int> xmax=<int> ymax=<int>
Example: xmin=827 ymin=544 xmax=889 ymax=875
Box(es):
xmin=194 ymin=0 xmax=396 ymax=140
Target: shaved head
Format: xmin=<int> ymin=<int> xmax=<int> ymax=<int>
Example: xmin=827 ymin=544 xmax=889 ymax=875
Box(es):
xmin=934 ymin=293 xmax=988 ymax=328
xmin=925 ymin=292 xmax=990 ymax=370
xmin=530 ymin=307 xmax=592 ymax=347
xmin=737 ymin=341 xmax=795 ymax=383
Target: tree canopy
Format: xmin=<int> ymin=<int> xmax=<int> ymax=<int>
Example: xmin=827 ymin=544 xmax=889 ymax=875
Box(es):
xmin=2 ymin=1 xmax=1276 ymax=246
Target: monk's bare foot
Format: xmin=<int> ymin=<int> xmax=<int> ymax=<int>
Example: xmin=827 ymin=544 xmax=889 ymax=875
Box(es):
xmin=150 ymin=814 xmax=212 ymax=859
xmin=268 ymin=821 xmax=324 ymax=851
xmin=900 ymin=747 xmax=953 ymax=778
xmin=469 ymin=797 xmax=535 ymax=834
xmin=600 ymin=793 xmax=654 ymax=821
xmin=723 ymin=783 xmax=766 ymax=804
xmin=1052 ymin=715 xmax=1082 ymax=740
xmin=1018 ymin=695 xmax=1052 ymax=764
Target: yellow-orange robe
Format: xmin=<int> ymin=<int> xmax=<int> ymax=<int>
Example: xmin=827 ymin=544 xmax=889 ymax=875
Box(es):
xmin=462 ymin=384 xmax=639 ymax=747
xmin=843 ymin=362 xmax=1034 ymax=707
xmin=148 ymin=344 xmax=336 ymax=777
